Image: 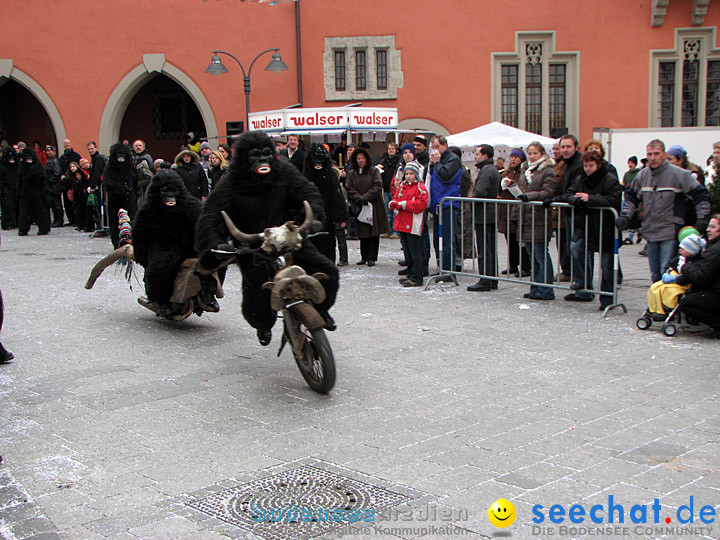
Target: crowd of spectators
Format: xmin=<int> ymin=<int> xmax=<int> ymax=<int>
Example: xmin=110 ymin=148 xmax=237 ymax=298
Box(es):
xmin=1 ymin=130 xmax=719 ymax=338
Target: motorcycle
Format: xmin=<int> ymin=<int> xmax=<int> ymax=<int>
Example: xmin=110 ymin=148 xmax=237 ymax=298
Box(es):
xmin=215 ymin=201 xmax=336 ymax=394
xmin=85 ymin=245 xmax=226 ymax=321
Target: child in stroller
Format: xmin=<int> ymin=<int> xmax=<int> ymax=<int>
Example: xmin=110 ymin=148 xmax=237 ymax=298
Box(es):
xmin=637 ymin=230 xmax=706 ymax=335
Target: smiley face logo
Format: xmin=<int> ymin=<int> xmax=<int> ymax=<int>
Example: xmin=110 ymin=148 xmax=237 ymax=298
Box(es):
xmin=488 ymin=498 xmax=516 ymax=528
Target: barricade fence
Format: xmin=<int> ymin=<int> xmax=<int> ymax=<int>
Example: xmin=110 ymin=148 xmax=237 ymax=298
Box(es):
xmin=429 ymin=197 xmax=626 ymax=317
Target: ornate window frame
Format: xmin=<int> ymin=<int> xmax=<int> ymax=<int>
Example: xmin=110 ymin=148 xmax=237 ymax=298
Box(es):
xmin=323 ymin=36 xmax=402 ymax=101
xmin=649 ymin=27 xmax=720 ymax=127
xmin=491 ymin=31 xmax=579 ymax=137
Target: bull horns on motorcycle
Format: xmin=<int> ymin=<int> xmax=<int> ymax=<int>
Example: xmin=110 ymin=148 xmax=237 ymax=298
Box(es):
xmin=85 ymin=244 xmax=134 ymax=289
xmin=221 ymin=200 xmax=314 ymax=245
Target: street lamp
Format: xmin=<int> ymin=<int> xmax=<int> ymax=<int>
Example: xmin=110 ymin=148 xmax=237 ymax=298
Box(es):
xmin=205 ymin=48 xmax=289 ymax=130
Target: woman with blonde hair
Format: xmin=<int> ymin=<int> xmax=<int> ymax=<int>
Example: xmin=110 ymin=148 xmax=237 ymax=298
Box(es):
xmin=207 ymin=150 xmax=228 ymax=192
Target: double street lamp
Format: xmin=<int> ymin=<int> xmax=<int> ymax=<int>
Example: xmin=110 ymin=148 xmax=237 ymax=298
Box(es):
xmin=205 ymin=48 xmax=289 ymax=131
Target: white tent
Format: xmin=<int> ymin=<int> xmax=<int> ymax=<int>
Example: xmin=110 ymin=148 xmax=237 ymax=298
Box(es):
xmin=446 ymin=121 xmax=557 ymax=148
xmin=446 ymin=122 xmax=558 ymax=165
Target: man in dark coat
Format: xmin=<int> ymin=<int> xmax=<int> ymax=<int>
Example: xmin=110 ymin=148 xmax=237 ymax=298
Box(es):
xmin=0 ymin=147 xmax=19 ymax=230
xmin=279 ymin=134 xmax=306 ymax=171
xmin=548 ymin=151 xmax=622 ymax=308
xmin=45 ymin=146 xmax=64 ymax=227
xmin=173 ymin=149 xmax=208 ymax=201
xmin=17 ymin=148 xmax=51 ymax=236
xmin=195 ymin=131 xmax=339 ymax=345
xmin=86 ymin=142 xmax=107 ymax=229
xmin=557 ymin=134 xmax=584 ymax=281
xmin=302 ymin=143 xmax=348 ymax=263
xmin=133 ymin=170 xmax=207 ymax=317
xmin=468 ymin=144 xmax=500 ymax=291
xmin=102 ymin=143 xmax=138 ymax=248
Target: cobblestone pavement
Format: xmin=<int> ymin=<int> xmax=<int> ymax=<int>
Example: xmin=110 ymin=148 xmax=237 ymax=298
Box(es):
xmin=0 ymin=227 xmax=718 ymax=540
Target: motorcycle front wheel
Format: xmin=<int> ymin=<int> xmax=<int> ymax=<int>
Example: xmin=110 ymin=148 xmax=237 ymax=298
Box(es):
xmin=295 ymin=327 xmax=336 ymax=394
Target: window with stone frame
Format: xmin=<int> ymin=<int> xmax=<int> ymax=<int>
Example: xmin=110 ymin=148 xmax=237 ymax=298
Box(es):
xmin=492 ymin=32 xmax=579 ymax=137
xmin=323 ymin=36 xmax=402 ymax=101
xmin=650 ymin=27 xmax=720 ymax=127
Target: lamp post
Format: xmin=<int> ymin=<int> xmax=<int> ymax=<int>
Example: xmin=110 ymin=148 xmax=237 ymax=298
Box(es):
xmin=205 ymin=48 xmax=289 ymax=131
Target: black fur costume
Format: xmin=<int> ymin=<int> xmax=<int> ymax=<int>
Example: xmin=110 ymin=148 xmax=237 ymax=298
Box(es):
xmin=17 ymin=148 xmax=50 ymax=235
xmin=0 ymin=148 xmax=19 ymax=229
xmin=195 ymin=131 xmax=339 ymax=333
xmin=103 ymin=143 xmax=138 ymax=248
xmin=133 ymin=170 xmax=202 ymax=306
xmin=302 ymin=144 xmax=349 ymax=263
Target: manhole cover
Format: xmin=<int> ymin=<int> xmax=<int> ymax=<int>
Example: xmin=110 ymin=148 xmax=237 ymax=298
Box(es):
xmin=186 ymin=464 xmax=410 ymax=540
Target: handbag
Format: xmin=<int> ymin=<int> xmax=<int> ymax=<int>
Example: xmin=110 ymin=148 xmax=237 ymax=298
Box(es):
xmin=357 ymin=202 xmax=374 ymax=226
xmin=86 ymin=192 xmax=98 ymax=207
xmin=348 ymin=200 xmax=362 ymax=218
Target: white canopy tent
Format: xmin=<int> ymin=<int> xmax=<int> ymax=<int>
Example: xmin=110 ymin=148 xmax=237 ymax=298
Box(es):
xmin=446 ymin=122 xmax=558 ymax=165
xmin=447 ymin=122 xmax=557 ymax=148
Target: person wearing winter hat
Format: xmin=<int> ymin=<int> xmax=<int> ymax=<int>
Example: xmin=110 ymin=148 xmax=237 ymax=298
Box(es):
xmin=198 ymin=141 xmax=213 ymax=173
xmin=666 ymin=144 xmax=706 ymax=186
xmin=645 ymin=233 xmax=706 ymax=318
xmin=390 ymin=160 xmax=428 ymax=286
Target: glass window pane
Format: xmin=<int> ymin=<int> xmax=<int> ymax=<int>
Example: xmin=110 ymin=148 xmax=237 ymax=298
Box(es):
xmin=501 ymin=65 xmax=518 ymax=127
xmin=334 ymin=50 xmax=345 ymax=91
xmin=658 ymin=61 xmax=675 ymax=127
xmin=706 ymin=60 xmax=720 ymax=126
xmin=356 ymin=50 xmax=366 ymax=91
xmin=376 ymin=49 xmax=387 ymax=90
xmin=525 ymin=63 xmax=542 ymax=134
xmin=549 ymin=64 xmax=566 ymax=131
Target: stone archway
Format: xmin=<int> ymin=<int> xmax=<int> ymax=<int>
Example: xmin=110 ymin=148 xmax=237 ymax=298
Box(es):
xmin=0 ymin=59 xmax=66 ymax=144
xmin=99 ymin=54 xmax=217 ymax=154
xmin=398 ymin=118 xmax=450 ymax=136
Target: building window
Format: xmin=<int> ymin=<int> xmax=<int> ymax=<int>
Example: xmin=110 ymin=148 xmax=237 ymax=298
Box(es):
xmin=323 ymin=36 xmax=402 ymax=100
xmin=334 ymin=50 xmax=345 ymax=91
xmin=525 ymin=62 xmax=542 ymax=134
xmin=650 ymin=28 xmax=720 ymax=127
xmin=707 ymin=60 xmax=720 ymax=126
xmin=658 ymin=62 xmax=675 ymax=127
xmin=501 ymin=65 xmax=518 ymax=127
xmin=549 ymin=64 xmax=566 ymax=133
xmin=355 ymin=50 xmax=366 ymax=91
xmin=376 ymin=49 xmax=387 ymax=90
xmin=492 ymin=32 xmax=579 ymax=137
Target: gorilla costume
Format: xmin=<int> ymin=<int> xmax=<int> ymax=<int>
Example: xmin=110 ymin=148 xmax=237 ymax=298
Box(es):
xmin=103 ymin=143 xmax=138 ymax=248
xmin=195 ymin=131 xmax=340 ymax=344
xmin=17 ymin=148 xmax=50 ymax=236
xmin=302 ymin=144 xmax=348 ymax=263
xmin=133 ymin=170 xmax=206 ymax=316
xmin=0 ymin=148 xmax=19 ymax=230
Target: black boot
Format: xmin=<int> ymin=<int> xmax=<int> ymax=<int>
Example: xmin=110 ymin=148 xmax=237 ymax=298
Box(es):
xmin=319 ymin=311 xmax=337 ymax=331
xmin=0 ymin=343 xmax=14 ymax=364
xmin=257 ymin=329 xmax=272 ymax=346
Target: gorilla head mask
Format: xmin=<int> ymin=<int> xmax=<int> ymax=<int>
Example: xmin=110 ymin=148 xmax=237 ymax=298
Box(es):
xmin=233 ymin=131 xmax=277 ymax=179
xmin=146 ymin=169 xmax=189 ymax=208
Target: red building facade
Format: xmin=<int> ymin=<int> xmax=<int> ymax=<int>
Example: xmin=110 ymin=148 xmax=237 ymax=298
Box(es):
xmin=0 ymin=0 xmax=717 ymax=159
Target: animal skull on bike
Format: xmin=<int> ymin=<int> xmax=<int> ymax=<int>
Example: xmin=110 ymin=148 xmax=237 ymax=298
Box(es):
xmin=221 ymin=200 xmax=314 ymax=254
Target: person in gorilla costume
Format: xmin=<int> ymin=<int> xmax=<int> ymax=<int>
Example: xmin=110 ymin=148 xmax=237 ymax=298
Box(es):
xmin=17 ymin=148 xmax=51 ymax=236
xmin=0 ymin=147 xmax=19 ymax=230
xmin=196 ymin=131 xmax=339 ymax=345
xmin=302 ymin=144 xmax=348 ymax=263
xmin=133 ymin=170 xmax=217 ymax=317
xmin=103 ymin=143 xmax=138 ymax=248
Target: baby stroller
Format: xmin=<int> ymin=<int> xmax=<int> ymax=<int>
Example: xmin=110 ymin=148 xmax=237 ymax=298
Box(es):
xmin=636 ymin=301 xmax=685 ymax=337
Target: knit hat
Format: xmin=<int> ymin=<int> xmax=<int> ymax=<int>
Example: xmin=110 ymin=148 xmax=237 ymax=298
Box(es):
xmin=199 ymin=141 xmax=212 ymax=151
xmin=678 ymin=226 xmax=700 ymax=243
xmin=412 ymin=135 xmax=428 ymax=147
xmin=400 ymin=143 xmax=416 ymax=158
xmin=667 ymin=145 xmax=687 ymax=159
xmin=403 ymin=160 xmax=422 ymax=180
xmin=510 ymin=148 xmax=526 ymax=160
xmin=679 ymin=234 xmax=705 ymax=255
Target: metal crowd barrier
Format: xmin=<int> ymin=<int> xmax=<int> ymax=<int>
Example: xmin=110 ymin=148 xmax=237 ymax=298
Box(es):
xmin=427 ymin=197 xmax=627 ymax=317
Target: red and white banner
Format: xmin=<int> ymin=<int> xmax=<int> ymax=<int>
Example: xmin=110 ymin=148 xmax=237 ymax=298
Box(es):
xmin=248 ymin=107 xmax=398 ymax=133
